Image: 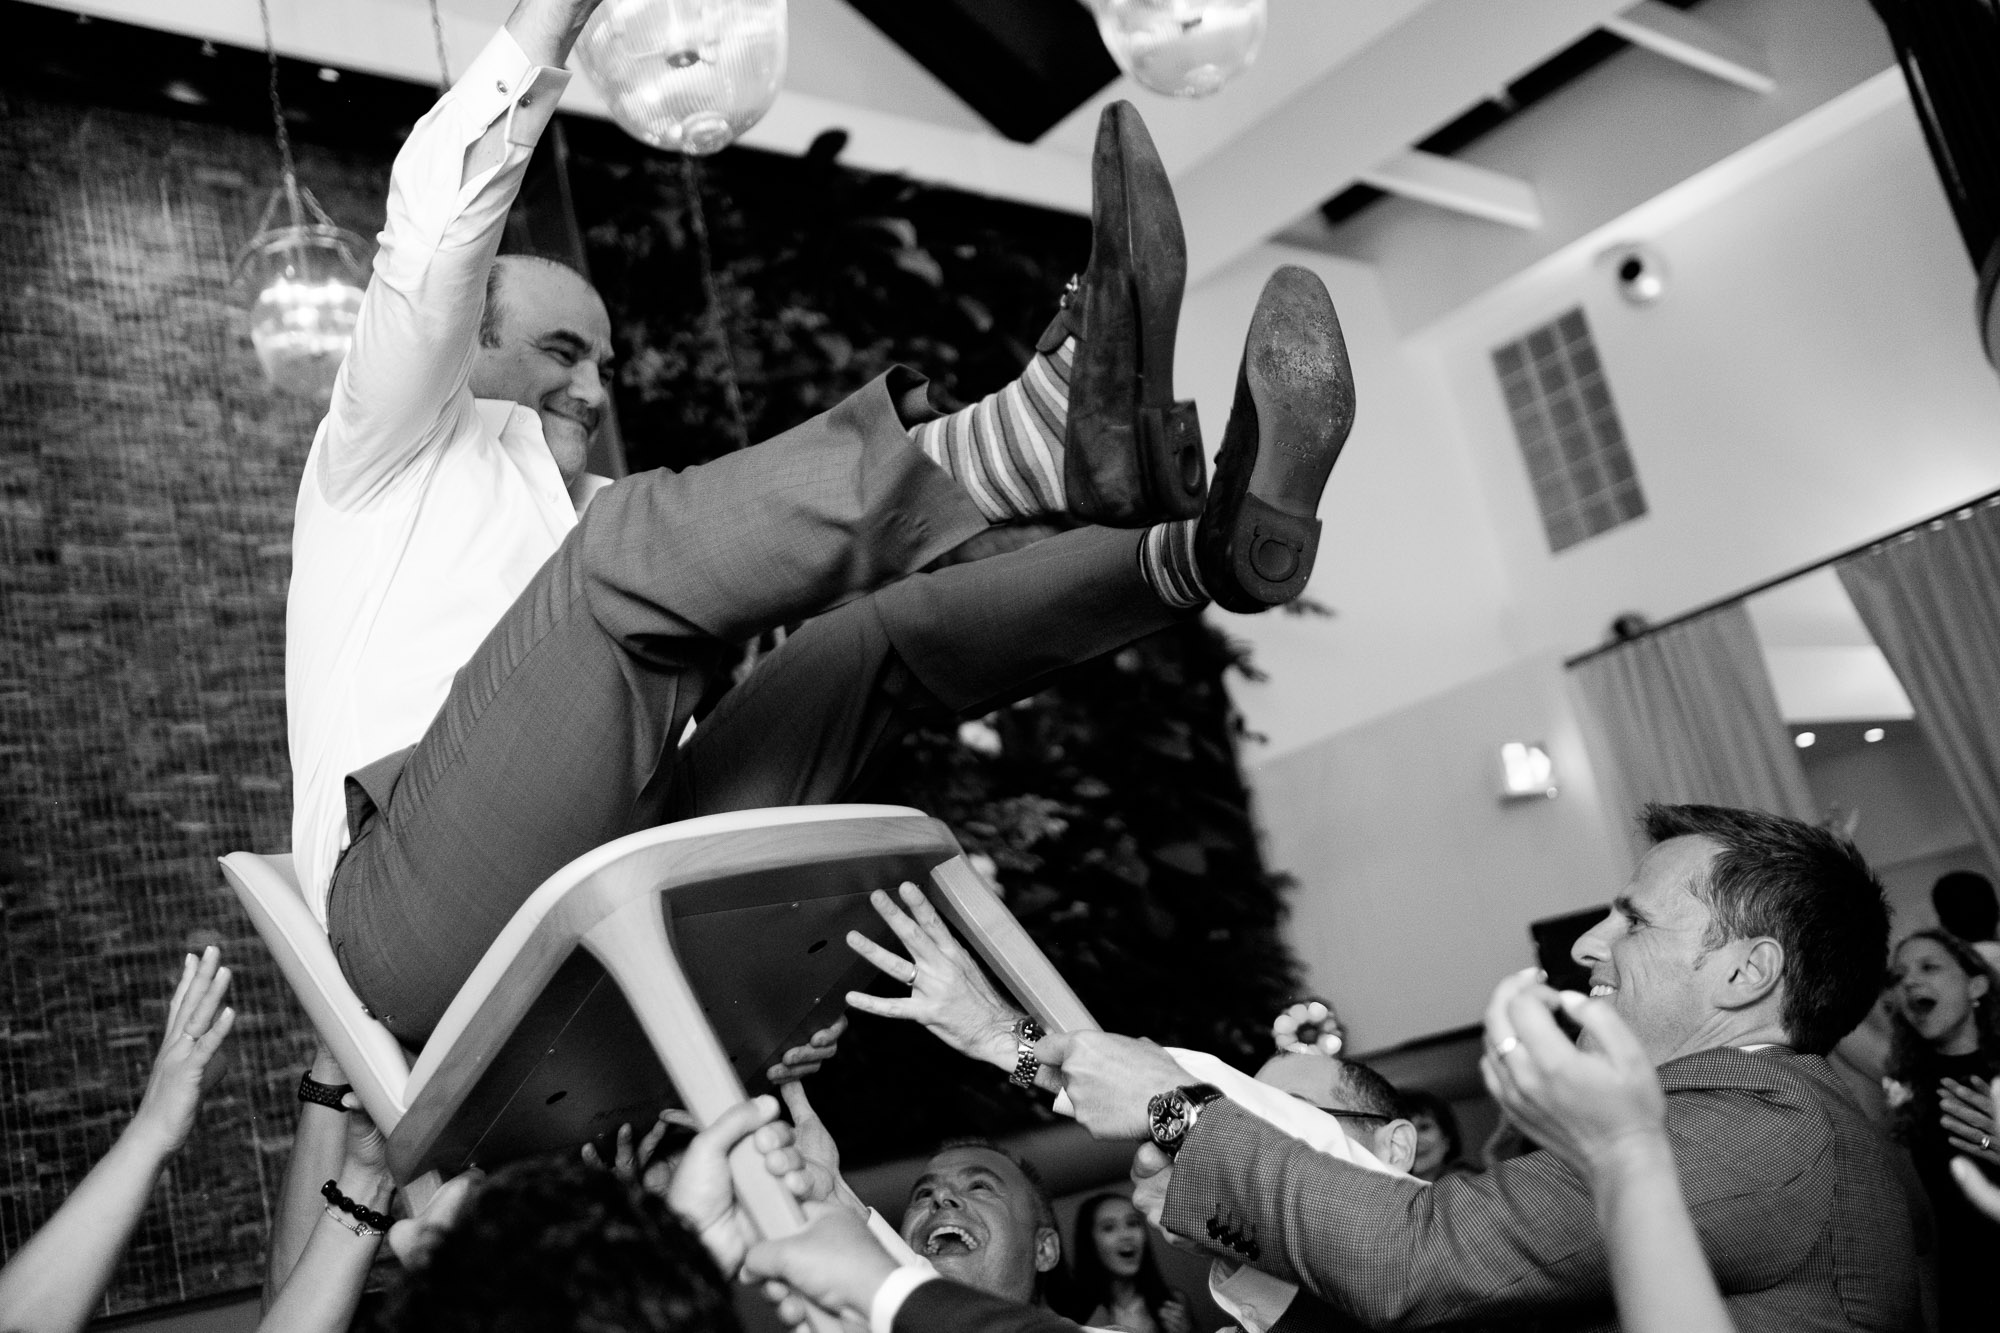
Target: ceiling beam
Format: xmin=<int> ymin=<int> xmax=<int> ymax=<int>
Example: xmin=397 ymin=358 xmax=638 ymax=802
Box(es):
xmin=1603 ymin=0 xmax=1776 ymax=95
xmin=1171 ymin=0 xmax=1640 ymax=285
xmin=1359 ymin=151 xmax=1542 ymax=229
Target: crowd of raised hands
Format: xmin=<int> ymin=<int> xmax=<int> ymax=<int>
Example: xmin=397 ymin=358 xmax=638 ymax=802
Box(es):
xmin=8 ymin=914 xmax=2000 ymax=1333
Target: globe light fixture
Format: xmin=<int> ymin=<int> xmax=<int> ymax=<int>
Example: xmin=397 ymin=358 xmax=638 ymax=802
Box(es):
xmin=235 ymin=204 xmax=368 ymax=401
xmin=1091 ymin=0 xmax=1267 ymax=99
xmin=233 ymin=0 xmax=368 ymax=402
xmin=574 ymin=0 xmax=787 ymax=155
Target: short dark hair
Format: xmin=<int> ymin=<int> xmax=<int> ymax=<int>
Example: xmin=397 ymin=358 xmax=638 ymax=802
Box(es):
xmin=1327 ymin=1059 xmax=1401 ymax=1120
xmin=1641 ymin=802 xmax=1889 ymax=1054
xmin=927 ymin=1137 xmax=1057 ymax=1233
xmin=1933 ymin=871 xmax=1999 ymax=941
xmin=377 ymin=1155 xmax=739 ymax=1333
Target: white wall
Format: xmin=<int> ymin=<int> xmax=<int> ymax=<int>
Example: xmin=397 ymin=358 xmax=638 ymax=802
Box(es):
xmin=1174 ymin=244 xmax=1517 ymax=766
xmin=1251 ymin=652 xmax=1633 ymax=1051
xmin=1235 ymin=73 xmax=2000 ymax=1047
xmin=1415 ymin=89 xmax=2000 ymax=661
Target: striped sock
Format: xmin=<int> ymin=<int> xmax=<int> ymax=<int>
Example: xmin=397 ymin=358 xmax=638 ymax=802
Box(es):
xmin=911 ymin=338 xmax=1074 ymax=523
xmin=1140 ymin=519 xmax=1207 ymax=609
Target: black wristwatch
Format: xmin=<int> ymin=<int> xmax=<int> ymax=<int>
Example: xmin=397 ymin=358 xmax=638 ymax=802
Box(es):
xmin=1148 ymin=1083 xmax=1224 ymax=1156
xmin=1009 ymin=1016 xmax=1046 ymax=1089
xmin=298 ymin=1071 xmax=353 ymax=1111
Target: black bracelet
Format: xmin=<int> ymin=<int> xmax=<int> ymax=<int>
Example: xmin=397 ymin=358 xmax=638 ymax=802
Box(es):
xmin=322 ymin=1180 xmax=394 ymax=1234
xmin=298 ymin=1071 xmax=353 ymax=1111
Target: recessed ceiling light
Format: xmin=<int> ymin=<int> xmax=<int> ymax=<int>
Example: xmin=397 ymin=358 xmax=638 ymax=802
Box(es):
xmin=163 ymin=80 xmax=207 ymax=105
xmin=1863 ymin=727 xmax=1885 ymax=743
xmin=318 ymin=66 xmax=340 ymax=82
xmin=1795 ymin=731 xmax=1817 ymax=749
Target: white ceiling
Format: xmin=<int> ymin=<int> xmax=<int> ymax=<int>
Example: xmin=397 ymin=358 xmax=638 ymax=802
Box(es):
xmin=24 ymin=0 xmax=1716 ymax=284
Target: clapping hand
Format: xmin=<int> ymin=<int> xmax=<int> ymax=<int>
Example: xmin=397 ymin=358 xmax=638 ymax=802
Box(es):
xmin=1479 ymin=968 xmax=1665 ymax=1178
xmin=845 ymin=883 xmax=1019 ymax=1070
xmin=1949 ymin=1079 xmax=2000 ymax=1223
xmin=1940 ymin=1076 xmax=1999 ymax=1168
xmin=129 ymin=947 xmax=235 ymax=1158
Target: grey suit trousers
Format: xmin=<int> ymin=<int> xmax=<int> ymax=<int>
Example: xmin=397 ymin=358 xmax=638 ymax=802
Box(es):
xmin=326 ymin=372 xmax=1181 ymax=1042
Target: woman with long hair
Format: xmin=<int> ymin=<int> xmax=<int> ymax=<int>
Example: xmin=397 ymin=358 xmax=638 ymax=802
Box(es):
xmin=1885 ymin=928 xmax=2000 ymax=1332
xmin=1064 ymin=1193 xmax=1193 ymax=1333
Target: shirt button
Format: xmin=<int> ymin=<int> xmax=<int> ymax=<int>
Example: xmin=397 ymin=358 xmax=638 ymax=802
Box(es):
xmin=495 ymin=79 xmax=508 ymax=94
xmin=519 ymin=93 xmax=533 ymax=107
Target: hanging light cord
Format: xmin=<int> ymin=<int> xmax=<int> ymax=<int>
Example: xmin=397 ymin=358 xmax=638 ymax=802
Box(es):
xmin=255 ymin=0 xmax=303 ymax=228
xmin=680 ymin=155 xmax=750 ymax=454
xmin=428 ymin=0 xmax=452 ymax=96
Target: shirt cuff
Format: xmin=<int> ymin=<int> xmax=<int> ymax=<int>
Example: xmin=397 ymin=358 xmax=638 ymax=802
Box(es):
xmin=452 ymin=26 xmax=571 ymax=148
xmin=1208 ymin=1258 xmax=1299 ymax=1333
xmin=869 ymin=1267 xmax=940 ymax=1333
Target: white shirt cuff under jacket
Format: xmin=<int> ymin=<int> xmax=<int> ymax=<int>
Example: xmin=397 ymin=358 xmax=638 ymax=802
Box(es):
xmin=869 ymin=1266 xmax=941 ymax=1333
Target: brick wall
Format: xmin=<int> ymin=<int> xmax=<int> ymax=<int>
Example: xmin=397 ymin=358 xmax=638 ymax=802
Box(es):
xmin=0 ymin=89 xmax=387 ymax=1314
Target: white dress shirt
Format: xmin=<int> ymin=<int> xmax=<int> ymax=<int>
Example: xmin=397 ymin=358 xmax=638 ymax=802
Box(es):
xmin=286 ymin=29 xmax=600 ymax=922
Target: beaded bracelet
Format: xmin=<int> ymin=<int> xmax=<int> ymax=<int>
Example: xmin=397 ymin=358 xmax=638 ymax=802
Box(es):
xmin=322 ymin=1180 xmax=394 ymax=1234
xmin=322 ymin=1204 xmax=381 ymax=1238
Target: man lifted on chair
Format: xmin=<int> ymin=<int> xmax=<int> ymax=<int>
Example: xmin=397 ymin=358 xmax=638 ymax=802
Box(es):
xmin=288 ymin=0 xmax=1357 ymax=1050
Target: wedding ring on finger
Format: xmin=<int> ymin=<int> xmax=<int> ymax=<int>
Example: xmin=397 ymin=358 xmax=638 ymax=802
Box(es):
xmin=1982 ymin=1134 xmax=1992 ymax=1151
xmin=1492 ymin=1035 xmax=1521 ymax=1058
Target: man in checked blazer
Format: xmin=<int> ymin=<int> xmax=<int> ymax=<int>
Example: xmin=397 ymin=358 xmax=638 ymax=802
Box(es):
xmin=1034 ymin=804 xmax=1923 ymax=1333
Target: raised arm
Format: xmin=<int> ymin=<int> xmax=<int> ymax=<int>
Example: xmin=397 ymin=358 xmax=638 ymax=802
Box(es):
xmin=0 ymin=952 xmax=234 ymax=1333
xmin=256 ymin=1096 xmax=394 ymax=1333
xmin=313 ymin=0 xmax=600 ymax=508
xmin=263 ymin=1047 xmax=362 ymax=1305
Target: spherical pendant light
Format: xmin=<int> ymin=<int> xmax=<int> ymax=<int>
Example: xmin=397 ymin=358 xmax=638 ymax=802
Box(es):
xmin=573 ymin=0 xmax=787 ymax=155
xmin=1092 ymin=0 xmax=1267 ymax=99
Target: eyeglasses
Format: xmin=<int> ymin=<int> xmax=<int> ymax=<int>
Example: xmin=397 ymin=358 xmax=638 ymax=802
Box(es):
xmin=1322 ymin=1110 xmax=1393 ymax=1124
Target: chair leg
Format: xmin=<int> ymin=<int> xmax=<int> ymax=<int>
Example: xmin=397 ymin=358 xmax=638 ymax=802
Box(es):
xmin=926 ymin=855 xmax=1099 ymax=1033
xmin=581 ymin=893 xmax=808 ymax=1241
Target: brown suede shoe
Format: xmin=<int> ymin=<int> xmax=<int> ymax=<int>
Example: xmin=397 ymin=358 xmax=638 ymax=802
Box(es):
xmin=1197 ymin=266 xmax=1356 ymax=612
xmin=1040 ymin=101 xmax=1205 ymax=527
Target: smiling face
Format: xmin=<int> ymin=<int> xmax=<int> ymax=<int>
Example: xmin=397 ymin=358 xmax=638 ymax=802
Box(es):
xmin=469 ymin=256 xmax=613 ymax=487
xmin=1089 ymin=1197 xmax=1148 ymax=1280
xmin=900 ymin=1146 xmax=1058 ymax=1304
xmin=1572 ymin=835 xmax=1746 ymax=1062
xmin=1893 ymin=936 xmax=1989 ymax=1056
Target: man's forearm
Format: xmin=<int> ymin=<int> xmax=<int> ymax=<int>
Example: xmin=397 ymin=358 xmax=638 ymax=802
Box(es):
xmin=504 ymin=0 xmax=603 ymax=68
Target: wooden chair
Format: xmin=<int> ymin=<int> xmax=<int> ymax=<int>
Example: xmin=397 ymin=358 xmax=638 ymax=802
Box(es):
xmin=221 ymin=803 xmax=1095 ymax=1242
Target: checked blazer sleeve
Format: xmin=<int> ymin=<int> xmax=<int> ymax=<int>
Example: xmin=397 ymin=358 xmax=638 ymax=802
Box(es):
xmin=1160 ymin=1048 xmax=1917 ymax=1332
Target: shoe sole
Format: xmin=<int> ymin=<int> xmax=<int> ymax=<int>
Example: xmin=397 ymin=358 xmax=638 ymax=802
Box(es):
xmin=1068 ymin=102 xmax=1206 ymax=526
xmin=1204 ymin=265 xmax=1355 ymax=611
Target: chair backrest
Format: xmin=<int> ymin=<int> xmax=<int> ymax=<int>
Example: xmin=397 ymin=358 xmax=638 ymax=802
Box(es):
xmin=218 ymin=852 xmax=414 ymax=1132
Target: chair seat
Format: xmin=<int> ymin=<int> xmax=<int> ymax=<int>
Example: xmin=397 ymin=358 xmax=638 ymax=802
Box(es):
xmin=225 ymin=803 xmax=1094 ymax=1186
